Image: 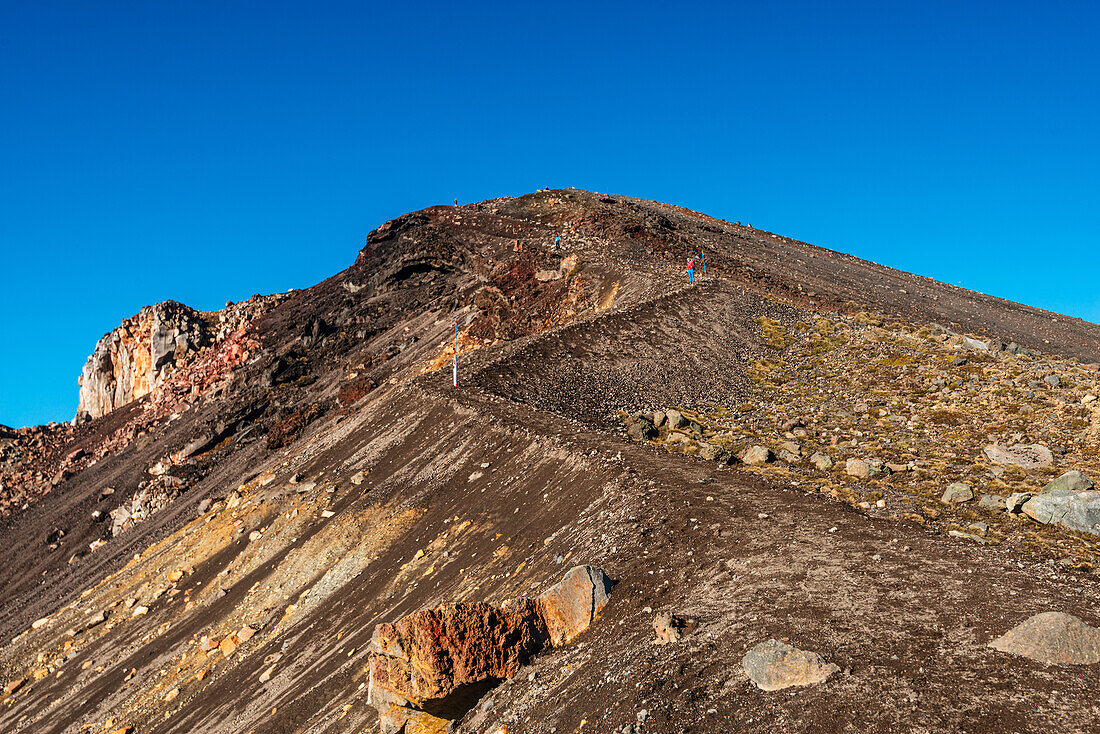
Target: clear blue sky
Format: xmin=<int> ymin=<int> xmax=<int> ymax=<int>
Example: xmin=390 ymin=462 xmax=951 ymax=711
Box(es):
xmin=2 ymin=1 xmax=1098 ymax=427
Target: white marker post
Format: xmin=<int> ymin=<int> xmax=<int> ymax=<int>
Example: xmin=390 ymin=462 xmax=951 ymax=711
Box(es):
xmin=453 ymin=319 xmax=458 ymax=387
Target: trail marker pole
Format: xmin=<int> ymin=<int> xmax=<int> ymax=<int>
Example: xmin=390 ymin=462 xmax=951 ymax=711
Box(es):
xmin=700 ymin=252 xmax=707 ymax=279
xmin=453 ymin=320 xmax=458 ymax=387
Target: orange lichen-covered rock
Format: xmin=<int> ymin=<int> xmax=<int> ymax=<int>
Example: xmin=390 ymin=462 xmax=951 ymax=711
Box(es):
xmin=368 ymin=599 xmax=547 ymax=717
xmin=367 ymin=566 xmax=613 ymax=725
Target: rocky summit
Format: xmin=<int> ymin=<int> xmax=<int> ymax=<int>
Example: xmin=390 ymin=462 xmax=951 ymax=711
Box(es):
xmin=4 ymin=189 xmax=1100 ymax=732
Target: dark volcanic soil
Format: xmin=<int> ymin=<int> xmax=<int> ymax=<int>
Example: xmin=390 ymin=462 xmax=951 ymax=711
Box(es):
xmin=2 ymin=189 xmax=1100 ymax=733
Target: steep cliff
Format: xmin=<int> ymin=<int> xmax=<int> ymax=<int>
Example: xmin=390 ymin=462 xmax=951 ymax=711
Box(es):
xmin=76 ymin=296 xmax=284 ymax=420
xmin=76 ymin=301 xmax=211 ymax=420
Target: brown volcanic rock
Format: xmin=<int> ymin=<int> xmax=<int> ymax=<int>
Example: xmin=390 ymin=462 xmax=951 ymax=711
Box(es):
xmin=989 ymin=612 xmax=1100 ymax=665
xmin=368 ymin=566 xmax=613 ymax=722
xmin=537 ymin=564 xmax=614 ymax=646
xmin=368 ymin=599 xmax=548 ymax=716
xmin=742 ymin=639 xmax=840 ymax=691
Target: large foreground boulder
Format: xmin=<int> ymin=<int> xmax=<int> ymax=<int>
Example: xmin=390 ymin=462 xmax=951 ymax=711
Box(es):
xmin=368 ymin=566 xmax=613 ymax=724
xmin=989 ymin=612 xmax=1100 ymax=665
xmin=368 ymin=599 xmax=547 ymax=716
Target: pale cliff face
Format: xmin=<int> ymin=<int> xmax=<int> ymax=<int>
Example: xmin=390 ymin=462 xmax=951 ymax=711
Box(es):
xmin=76 ymin=302 xmax=210 ymax=420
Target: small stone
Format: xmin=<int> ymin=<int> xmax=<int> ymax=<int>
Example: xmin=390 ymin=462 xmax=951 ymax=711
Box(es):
xmin=978 ymin=494 xmax=1005 ymax=511
xmin=948 ymin=530 xmax=985 ymax=544
xmin=809 ymin=452 xmax=833 ymax=471
xmin=741 ymin=446 xmax=774 ymax=465
xmin=248 ymin=531 xmax=262 ymax=542
xmin=665 ymin=410 xmax=687 ymax=429
xmin=237 ymin=625 xmax=256 ymax=643
xmin=164 ymin=687 xmax=179 ymax=702
xmin=350 ymin=471 xmax=366 ymax=485
xmin=941 ymin=482 xmax=974 ymax=504
xmin=1006 ymin=493 xmax=1033 ymax=513
xmin=742 ymin=639 xmax=839 ymax=691
xmin=132 ymin=606 xmax=149 ymax=618
xmin=845 ymin=458 xmax=876 ymax=479
xmin=983 ymin=444 xmax=1054 ymax=469
xmin=968 ymin=521 xmax=989 ymax=535
xmin=220 ymin=635 xmax=239 ymax=658
xmin=653 ymin=611 xmax=685 ymax=645
xmin=1044 ymin=374 xmax=1062 ymax=388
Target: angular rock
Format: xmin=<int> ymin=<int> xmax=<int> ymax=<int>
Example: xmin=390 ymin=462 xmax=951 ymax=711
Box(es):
xmin=845 ymin=458 xmax=878 ymax=479
xmin=983 ymin=444 xmax=1054 ymax=469
xmin=1006 ymin=492 xmax=1033 ymax=513
xmin=537 ymin=565 xmax=613 ymax=646
xmin=777 ymin=449 xmax=801 ymax=464
xmin=1041 ymin=470 xmax=1094 ymax=494
xmin=653 ymin=611 xmax=684 ymax=645
xmin=809 ymin=452 xmax=833 ymax=471
xmin=379 ymin=706 xmax=451 ymax=734
xmin=989 ymin=612 xmax=1100 ymax=665
xmin=941 ymin=482 xmax=973 ymax=504
xmin=665 ymin=410 xmax=687 ymax=429
xmin=742 ymin=639 xmax=839 ymax=691
xmin=1021 ymin=489 xmax=1100 ymax=535
xmin=627 ymin=420 xmax=657 ymax=441
xmin=741 ymin=446 xmax=774 ymax=465
xmin=368 ymin=565 xmax=611 ymax=721
xmin=697 ymin=443 xmax=731 ymax=463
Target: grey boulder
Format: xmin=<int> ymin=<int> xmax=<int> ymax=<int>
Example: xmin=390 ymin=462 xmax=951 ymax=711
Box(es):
xmin=1021 ymin=490 xmax=1100 ymax=535
xmin=1041 ymin=470 xmax=1094 ymax=494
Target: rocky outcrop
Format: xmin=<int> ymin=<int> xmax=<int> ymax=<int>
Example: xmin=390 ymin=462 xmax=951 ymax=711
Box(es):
xmin=76 ymin=296 xmax=282 ymax=420
xmin=367 ymin=565 xmax=612 ymax=727
xmin=77 ymin=301 xmax=212 ymax=419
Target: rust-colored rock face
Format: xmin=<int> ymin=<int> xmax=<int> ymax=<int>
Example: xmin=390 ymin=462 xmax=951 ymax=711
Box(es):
xmin=368 ymin=600 xmax=547 ymax=717
xmin=367 ymin=566 xmax=613 ymax=725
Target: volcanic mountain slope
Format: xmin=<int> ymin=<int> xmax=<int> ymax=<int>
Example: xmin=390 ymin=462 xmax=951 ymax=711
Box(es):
xmin=3 ymin=189 xmax=1100 ymax=733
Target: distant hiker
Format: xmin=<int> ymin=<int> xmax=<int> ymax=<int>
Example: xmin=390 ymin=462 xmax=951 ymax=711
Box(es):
xmin=686 ymin=258 xmax=696 ymax=284
xmin=453 ymin=198 xmax=458 ymax=206
xmin=555 ymin=235 xmax=561 ymax=246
